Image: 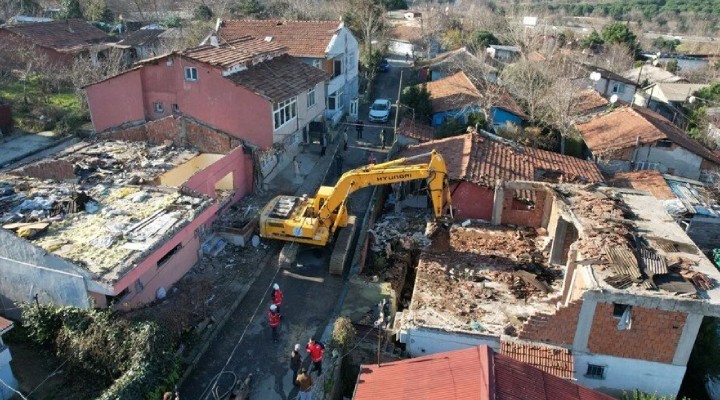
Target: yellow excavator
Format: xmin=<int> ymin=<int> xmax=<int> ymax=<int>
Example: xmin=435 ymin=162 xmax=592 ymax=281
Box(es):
xmin=259 ymin=150 xmax=453 ymax=274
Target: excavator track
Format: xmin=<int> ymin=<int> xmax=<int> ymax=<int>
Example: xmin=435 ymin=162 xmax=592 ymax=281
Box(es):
xmin=278 ymin=242 xmax=300 ymax=269
xmin=329 ymin=215 xmax=356 ymax=275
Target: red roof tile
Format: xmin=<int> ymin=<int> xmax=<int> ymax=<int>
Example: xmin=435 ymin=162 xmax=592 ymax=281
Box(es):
xmin=183 ymin=36 xmax=288 ymax=69
xmin=353 ymin=345 xmax=613 ymax=400
xmin=3 ymin=19 xmax=109 ymax=53
xmin=226 ymin=54 xmax=328 ymax=102
xmin=217 ymin=19 xmax=342 ymax=58
xmin=425 ymin=71 xmax=481 ymax=112
xmin=0 ymin=316 xmax=13 ymax=334
xmin=607 ymin=170 xmax=676 ymax=200
xmin=396 ymin=119 xmax=435 ymax=142
xmin=500 ymin=340 xmax=574 ymax=379
xmin=577 ymin=106 xmax=720 ymax=164
xmin=574 ymin=90 xmax=609 ymax=114
xmin=398 ymin=131 xmax=604 ymax=187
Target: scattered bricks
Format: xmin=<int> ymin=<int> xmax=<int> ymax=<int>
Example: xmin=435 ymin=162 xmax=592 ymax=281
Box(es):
xmin=518 ymin=300 xmax=583 ymax=346
xmin=587 ymin=303 xmax=686 ymax=364
xmin=10 ymin=159 xmax=74 ymax=180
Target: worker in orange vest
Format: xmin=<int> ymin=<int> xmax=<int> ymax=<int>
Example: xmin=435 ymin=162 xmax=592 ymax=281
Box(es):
xmin=268 ymin=304 xmax=281 ymax=342
xmin=271 ymin=283 xmax=283 ymax=313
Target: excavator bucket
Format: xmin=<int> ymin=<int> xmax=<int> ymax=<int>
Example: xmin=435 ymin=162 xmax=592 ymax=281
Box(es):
xmin=426 ymin=222 xmax=451 ymax=254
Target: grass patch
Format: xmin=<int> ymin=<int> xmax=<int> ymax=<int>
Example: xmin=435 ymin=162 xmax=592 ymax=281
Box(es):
xmin=0 ymin=75 xmax=88 ymax=134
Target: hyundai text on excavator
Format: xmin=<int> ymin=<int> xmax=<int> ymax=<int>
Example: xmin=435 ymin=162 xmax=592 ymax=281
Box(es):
xmin=259 ymin=150 xmax=453 ymax=274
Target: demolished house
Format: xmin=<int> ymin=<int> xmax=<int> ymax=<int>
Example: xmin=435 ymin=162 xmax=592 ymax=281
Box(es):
xmin=0 ymin=140 xmax=251 ymax=318
xmin=390 ymin=182 xmax=720 ymax=398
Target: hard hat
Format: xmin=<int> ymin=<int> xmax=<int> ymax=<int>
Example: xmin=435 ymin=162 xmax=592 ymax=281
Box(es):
xmin=270 ymin=304 xmax=277 ymax=311
xmin=273 ymin=283 xmax=280 ymax=290
xmin=294 ymin=343 xmax=300 ymax=351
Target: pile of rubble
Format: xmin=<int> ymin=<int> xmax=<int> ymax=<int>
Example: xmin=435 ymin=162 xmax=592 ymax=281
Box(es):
xmin=368 ymin=210 xmax=432 ymax=256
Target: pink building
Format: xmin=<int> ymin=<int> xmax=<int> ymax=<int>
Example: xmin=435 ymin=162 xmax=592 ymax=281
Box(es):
xmin=85 ymin=36 xmax=328 ymax=183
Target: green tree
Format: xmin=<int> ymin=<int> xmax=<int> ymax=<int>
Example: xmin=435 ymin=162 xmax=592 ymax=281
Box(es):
xmin=441 ymin=29 xmax=463 ymax=51
xmin=400 ymin=84 xmax=433 ymax=122
xmin=580 ymin=30 xmax=604 ymax=49
xmin=664 ymin=59 xmax=680 ymax=73
xmin=193 ymin=4 xmax=213 ymax=21
xmin=381 ymin=0 xmax=406 ymax=11
xmin=164 ymin=16 xmax=182 ymax=28
xmin=230 ymin=0 xmax=265 ymax=17
xmin=469 ymin=30 xmax=499 ymax=51
xmin=61 ymin=0 xmax=84 ymax=19
xmin=601 ymin=22 xmax=639 ymax=54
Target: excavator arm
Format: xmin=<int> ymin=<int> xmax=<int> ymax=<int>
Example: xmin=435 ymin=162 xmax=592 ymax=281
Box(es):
xmin=315 ymin=150 xmax=452 ymax=227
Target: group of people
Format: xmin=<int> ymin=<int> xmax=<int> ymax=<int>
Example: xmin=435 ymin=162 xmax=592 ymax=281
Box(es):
xmin=266 ymin=283 xmax=326 ymax=399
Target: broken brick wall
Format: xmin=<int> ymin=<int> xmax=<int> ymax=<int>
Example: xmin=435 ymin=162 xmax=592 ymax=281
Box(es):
xmin=587 ymin=303 xmax=686 ymax=363
xmin=450 ymin=182 xmax=493 ymax=220
xmin=518 ymin=300 xmax=582 ymax=346
xmin=9 ymin=159 xmax=75 ymax=180
xmin=501 ymin=190 xmax=547 ymax=228
xmin=102 ymin=123 xmax=149 ymax=142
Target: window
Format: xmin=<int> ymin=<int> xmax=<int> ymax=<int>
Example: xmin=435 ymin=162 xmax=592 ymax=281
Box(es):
xmin=612 ymin=82 xmax=625 ymax=94
xmin=172 ymin=103 xmax=179 ymax=114
xmin=333 ymin=59 xmax=342 ymax=78
xmin=312 ymin=59 xmax=322 ymax=69
xmin=273 ymin=97 xmax=297 ymax=130
xmin=307 ymin=87 xmax=316 ymax=108
xmin=185 ymin=66 xmax=198 ymax=81
xmin=157 ymin=243 xmax=182 ymax=268
xmin=585 ymin=364 xmax=606 ymax=379
xmin=154 ymin=102 xmax=164 ymax=113
xmin=613 ymin=303 xmax=631 ymax=318
xmin=328 ymin=90 xmax=343 ymax=110
xmin=656 ymin=139 xmax=672 ymax=148
xmin=635 ymin=162 xmax=660 ymax=171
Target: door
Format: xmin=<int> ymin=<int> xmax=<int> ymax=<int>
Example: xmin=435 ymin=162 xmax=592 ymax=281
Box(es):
xmin=350 ymin=98 xmax=358 ymax=118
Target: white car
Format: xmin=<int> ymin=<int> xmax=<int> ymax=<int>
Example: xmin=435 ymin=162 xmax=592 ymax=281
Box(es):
xmin=368 ymin=99 xmax=391 ymax=123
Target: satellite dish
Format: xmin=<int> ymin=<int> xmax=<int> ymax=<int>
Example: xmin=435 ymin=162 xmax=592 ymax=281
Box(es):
xmin=688 ymin=96 xmax=696 ymax=104
xmin=589 ymin=72 xmax=602 ymax=82
xmin=610 ymin=94 xmax=618 ymax=104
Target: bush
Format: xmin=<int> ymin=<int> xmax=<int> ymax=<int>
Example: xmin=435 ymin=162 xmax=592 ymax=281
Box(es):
xmin=435 ymin=118 xmax=466 ymax=139
xmin=400 ymin=85 xmax=433 ymax=122
xmin=21 ymin=304 xmax=180 ymax=400
xmin=332 ymin=317 xmax=356 ymax=349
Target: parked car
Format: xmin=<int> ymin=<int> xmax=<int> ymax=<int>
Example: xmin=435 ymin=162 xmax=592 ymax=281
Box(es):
xmin=378 ymin=59 xmax=390 ymax=72
xmin=369 ymin=99 xmax=391 ymax=123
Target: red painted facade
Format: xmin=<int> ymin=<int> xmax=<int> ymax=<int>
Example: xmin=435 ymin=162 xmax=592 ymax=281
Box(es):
xmin=86 ymin=55 xmax=274 ymax=149
xmin=184 ymin=146 xmax=254 ymax=203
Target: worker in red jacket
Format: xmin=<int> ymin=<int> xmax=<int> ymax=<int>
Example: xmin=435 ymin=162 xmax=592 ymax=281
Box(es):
xmin=306 ymin=337 xmax=325 ymax=376
xmin=267 ymin=304 xmax=281 ymax=342
xmin=271 ymin=283 xmax=283 ymax=313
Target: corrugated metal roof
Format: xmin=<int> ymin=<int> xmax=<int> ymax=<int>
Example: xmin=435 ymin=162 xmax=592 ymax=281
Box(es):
xmin=605 ymin=246 xmax=643 ymax=281
xmin=353 ymin=345 xmax=614 ymax=400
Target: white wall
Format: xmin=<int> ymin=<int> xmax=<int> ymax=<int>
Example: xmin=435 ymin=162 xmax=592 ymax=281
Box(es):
xmin=633 ymin=144 xmax=703 ymax=180
xmin=574 ymin=352 xmax=686 ymax=398
xmin=594 ymin=78 xmax=635 ymax=103
xmin=327 ymin=26 xmax=359 ymax=107
xmin=401 ymin=326 xmax=500 ymax=357
xmin=388 ymin=40 xmax=414 ymax=56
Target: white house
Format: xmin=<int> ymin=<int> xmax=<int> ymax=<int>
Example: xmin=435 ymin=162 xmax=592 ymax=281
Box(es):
xmin=216 ymin=19 xmax=360 ymax=126
xmin=582 ymin=64 xmax=638 ymax=103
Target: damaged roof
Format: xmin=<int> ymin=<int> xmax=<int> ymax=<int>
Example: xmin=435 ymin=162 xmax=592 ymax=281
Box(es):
xmin=117 ymin=29 xmax=164 ymax=47
xmin=607 ymin=170 xmax=676 ymax=200
xmin=226 ymin=54 xmax=328 ymax=102
xmin=2 ymin=19 xmax=110 ymax=53
xmin=217 ymin=19 xmax=342 ymax=58
xmin=577 ymin=106 xmax=720 ymax=164
xmin=398 ymin=130 xmax=604 ymax=187
xmin=183 ymin=36 xmax=288 ymax=70
xmin=354 ymin=345 xmax=612 ymax=400
xmin=396 ymin=119 xmax=435 ymax=143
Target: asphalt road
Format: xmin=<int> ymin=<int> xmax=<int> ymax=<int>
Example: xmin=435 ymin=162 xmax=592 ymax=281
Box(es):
xmin=180 ymin=57 xmax=406 ymax=400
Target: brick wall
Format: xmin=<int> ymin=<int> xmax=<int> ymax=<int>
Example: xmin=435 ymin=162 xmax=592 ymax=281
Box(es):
xmin=502 ymin=190 xmax=547 ymax=228
xmin=518 ymin=300 xmax=582 ymax=346
xmin=10 ymin=159 xmax=75 ymax=180
xmin=587 ymin=303 xmax=686 ymax=363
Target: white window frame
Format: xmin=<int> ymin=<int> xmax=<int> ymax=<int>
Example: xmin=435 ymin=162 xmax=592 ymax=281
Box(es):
xmin=328 ymin=89 xmax=343 ymax=111
xmin=273 ymin=97 xmax=297 ymax=130
xmin=154 ymin=102 xmax=164 ymax=113
xmin=307 ymin=87 xmax=316 ymax=108
xmin=185 ymin=66 xmax=198 ymax=81
xmin=333 ymin=58 xmax=343 ymax=78
xmin=612 ymin=82 xmax=625 ymax=94
xmin=312 ymin=59 xmax=322 ymax=69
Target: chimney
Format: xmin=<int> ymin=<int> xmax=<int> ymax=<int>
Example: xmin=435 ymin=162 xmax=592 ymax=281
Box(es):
xmin=210 ymin=35 xmax=219 ymax=48
xmin=215 ymin=18 xmax=222 ymax=32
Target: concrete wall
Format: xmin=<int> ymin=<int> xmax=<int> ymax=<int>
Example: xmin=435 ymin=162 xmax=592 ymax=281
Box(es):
xmin=403 ymin=326 xmax=500 ymax=357
xmin=0 ymin=229 xmax=93 ymax=319
xmin=633 ymin=144 xmax=703 ymax=180
xmin=687 ymin=216 xmax=720 ymax=252
xmin=86 ymin=68 xmax=145 ymax=131
xmin=593 ymin=78 xmax=635 ymax=103
xmin=182 ymin=147 xmax=254 ymax=203
xmin=274 ymin=80 xmax=326 ymax=141
xmin=388 ymin=40 xmax=414 ymax=56
xmin=114 ymin=202 xmax=218 ymax=308
xmin=574 ymin=352 xmax=686 ymax=398
xmin=0 ymin=347 xmax=17 ymax=400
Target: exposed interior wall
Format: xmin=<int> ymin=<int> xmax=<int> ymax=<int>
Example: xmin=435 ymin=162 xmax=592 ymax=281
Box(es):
xmin=501 ymin=190 xmax=547 ymax=227
xmin=182 ymin=147 xmax=253 ymax=202
xmin=449 ymin=182 xmax=493 ymax=220
xmin=517 ymin=300 xmax=583 ymax=346
xmin=587 ymin=303 xmax=687 ymax=364
xmin=159 ymin=154 xmax=225 ymax=187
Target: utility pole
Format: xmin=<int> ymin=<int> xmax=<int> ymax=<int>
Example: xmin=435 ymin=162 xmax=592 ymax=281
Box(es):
xmin=393 ymin=70 xmax=404 ymax=146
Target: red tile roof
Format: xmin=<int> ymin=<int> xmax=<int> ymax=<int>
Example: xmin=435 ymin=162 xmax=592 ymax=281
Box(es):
xmin=396 ymin=119 xmax=435 ymax=142
xmin=398 ymin=131 xmax=604 ymax=187
xmin=3 ymin=19 xmax=109 ymax=53
xmin=577 ymin=106 xmax=720 ymax=164
xmin=217 ymin=19 xmax=342 ymax=58
xmin=183 ymin=36 xmax=288 ymax=70
xmin=607 ymin=170 xmax=677 ymax=200
xmin=425 ymin=71 xmax=481 ymax=112
xmin=226 ymin=54 xmax=328 ymax=102
xmin=574 ymin=90 xmax=609 ymax=114
xmin=0 ymin=316 xmax=13 ymax=334
xmin=353 ymin=345 xmax=613 ymax=400
xmin=500 ymin=340 xmax=574 ymax=379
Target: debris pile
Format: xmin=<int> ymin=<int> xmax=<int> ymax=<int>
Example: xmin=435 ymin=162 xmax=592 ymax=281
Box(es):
xmin=368 ymin=211 xmax=431 ymax=255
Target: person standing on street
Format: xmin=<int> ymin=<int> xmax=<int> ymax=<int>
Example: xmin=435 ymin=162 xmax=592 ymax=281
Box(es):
xmin=267 ymin=304 xmax=281 ymax=342
xmin=290 ymin=344 xmax=302 ymax=385
xmin=306 ymin=338 xmax=325 ymax=376
xmin=334 ymin=153 xmax=344 ymax=177
xmin=320 ymin=134 xmax=327 ymax=156
xmin=271 ymin=283 xmax=283 ymax=313
xmin=343 ymin=127 xmax=349 ymax=151
xmin=356 ymin=120 xmax=364 ymax=139
xmin=379 ymin=129 xmax=385 ymax=149
xmin=368 ymin=151 xmax=377 ymax=165
xmin=296 ymin=368 xmax=314 ymax=400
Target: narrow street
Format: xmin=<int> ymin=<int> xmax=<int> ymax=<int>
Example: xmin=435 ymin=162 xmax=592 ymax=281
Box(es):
xmin=180 ymin=57 xmax=407 ymax=400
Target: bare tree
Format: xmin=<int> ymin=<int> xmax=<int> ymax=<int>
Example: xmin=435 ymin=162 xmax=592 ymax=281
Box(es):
xmin=500 ymin=59 xmax=550 ymax=123
xmin=71 ymin=48 xmax=128 ymax=110
xmin=537 ymin=58 xmax=586 ymax=153
xmin=595 ymin=43 xmax=634 ymax=74
xmin=347 ymin=0 xmax=385 ymax=58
